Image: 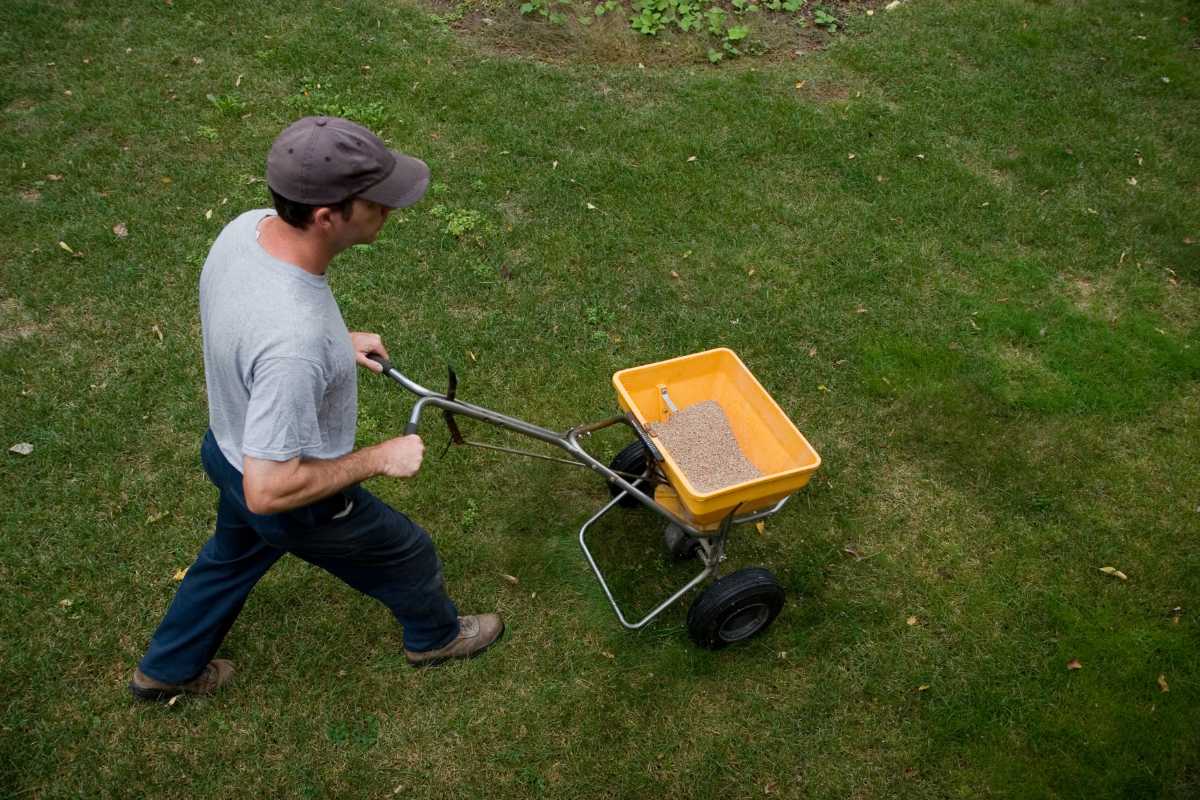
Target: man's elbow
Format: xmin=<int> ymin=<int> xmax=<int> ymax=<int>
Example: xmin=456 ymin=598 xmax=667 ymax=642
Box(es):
xmin=242 ymin=455 xmax=303 ymax=515
xmin=243 ymin=477 xmax=283 ymax=515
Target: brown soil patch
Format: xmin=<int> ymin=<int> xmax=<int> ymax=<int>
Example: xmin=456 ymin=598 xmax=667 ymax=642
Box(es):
xmin=416 ymin=0 xmax=890 ymax=67
xmin=0 ymin=298 xmax=47 ymax=344
xmin=1062 ymin=273 xmax=1123 ymax=323
xmin=20 ymin=189 xmax=42 ymax=203
xmin=794 ymin=78 xmax=853 ymax=101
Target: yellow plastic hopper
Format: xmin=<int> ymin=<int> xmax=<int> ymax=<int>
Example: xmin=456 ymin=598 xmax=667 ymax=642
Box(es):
xmin=613 ymin=348 xmax=821 ymax=528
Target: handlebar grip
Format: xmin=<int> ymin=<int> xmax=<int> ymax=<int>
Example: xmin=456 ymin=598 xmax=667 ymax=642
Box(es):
xmin=368 ymin=353 xmax=395 ymax=375
xmin=403 ymin=421 xmax=419 ymax=436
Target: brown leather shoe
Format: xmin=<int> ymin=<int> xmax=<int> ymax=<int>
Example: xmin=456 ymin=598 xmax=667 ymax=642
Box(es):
xmin=129 ymin=659 xmax=235 ymax=701
xmin=405 ymin=614 xmax=504 ymax=668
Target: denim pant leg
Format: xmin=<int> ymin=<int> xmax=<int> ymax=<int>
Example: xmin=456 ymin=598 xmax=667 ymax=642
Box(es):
xmin=137 ymin=490 xmax=285 ymax=684
xmin=139 ymin=430 xmax=461 ymax=678
xmin=282 ymin=488 xmax=461 ymax=653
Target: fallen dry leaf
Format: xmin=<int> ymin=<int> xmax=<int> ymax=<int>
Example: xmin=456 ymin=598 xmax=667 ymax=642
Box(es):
xmin=906 ymin=616 xmax=919 ymax=626
xmin=795 ymin=80 xmax=806 ymax=90
xmin=755 ymin=521 xmax=766 ymax=535
xmin=600 ymin=650 xmax=615 ymax=660
xmin=113 ymin=223 xmax=128 ymax=238
xmin=670 ymin=270 xmax=680 ymax=279
xmin=172 ymin=567 xmax=188 ymax=581
xmin=1157 ymin=674 xmax=1169 ymax=692
xmin=586 ymin=202 xmax=597 ymax=210
xmin=1067 ymin=658 xmax=1083 ymax=670
xmin=47 ymin=174 xmax=64 ymax=181
xmin=152 ymin=324 xmax=164 ymax=342
xmin=9 ymin=442 xmax=34 ymax=456
xmin=167 ymin=694 xmax=181 ymax=707
xmin=843 ymin=544 xmax=864 ymax=559
xmin=1099 ymin=566 xmax=1128 ymax=580
xmin=467 ymin=351 xmax=477 ymax=362
xmin=848 ymin=153 xmax=856 ymax=159
xmin=916 ymin=684 xmax=929 ymax=692
xmin=146 ymin=511 xmax=168 ymax=524
xmin=59 ymin=598 xmax=73 ymax=608
xmin=58 ymin=240 xmax=75 ymax=254
xmin=687 ymin=155 xmax=697 ymax=163
xmin=1127 ymin=176 xmax=1138 ymax=186
xmin=204 ymin=209 xmax=213 ymax=220
xmin=500 ymin=573 xmax=519 ymax=585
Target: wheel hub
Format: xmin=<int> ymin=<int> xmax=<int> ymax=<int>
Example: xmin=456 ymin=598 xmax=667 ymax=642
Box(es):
xmin=717 ymin=602 xmax=770 ymax=642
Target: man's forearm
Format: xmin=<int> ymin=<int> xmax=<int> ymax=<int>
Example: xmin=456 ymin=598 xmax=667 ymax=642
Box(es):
xmin=243 ymin=446 xmax=380 ymax=515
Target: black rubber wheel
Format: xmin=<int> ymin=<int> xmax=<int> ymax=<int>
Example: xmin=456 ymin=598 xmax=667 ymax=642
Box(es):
xmin=663 ymin=523 xmax=702 ymax=561
xmin=687 ymin=567 xmax=785 ymax=650
xmin=607 ymin=440 xmax=654 ymax=509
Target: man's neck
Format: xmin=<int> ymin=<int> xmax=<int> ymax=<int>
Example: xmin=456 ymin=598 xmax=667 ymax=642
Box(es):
xmin=257 ymin=215 xmax=334 ymax=276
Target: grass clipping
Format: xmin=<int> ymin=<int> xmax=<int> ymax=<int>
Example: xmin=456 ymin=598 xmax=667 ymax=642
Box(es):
xmin=650 ymin=400 xmax=761 ymax=493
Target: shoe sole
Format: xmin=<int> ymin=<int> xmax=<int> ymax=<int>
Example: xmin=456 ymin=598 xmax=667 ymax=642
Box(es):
xmin=406 ymin=622 xmax=506 ymax=669
xmin=129 ymin=682 xmax=186 ymax=702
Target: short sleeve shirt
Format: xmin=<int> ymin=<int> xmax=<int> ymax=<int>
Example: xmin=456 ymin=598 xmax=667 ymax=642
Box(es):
xmin=199 ymin=209 xmax=357 ymax=471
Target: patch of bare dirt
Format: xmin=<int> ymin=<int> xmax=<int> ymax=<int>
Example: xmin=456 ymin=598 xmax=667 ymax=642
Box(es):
xmin=0 ymin=298 xmax=47 ymax=344
xmin=416 ymin=0 xmax=890 ymax=67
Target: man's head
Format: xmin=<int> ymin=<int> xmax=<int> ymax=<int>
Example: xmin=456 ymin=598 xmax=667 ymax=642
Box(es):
xmin=266 ymin=116 xmax=430 ymax=232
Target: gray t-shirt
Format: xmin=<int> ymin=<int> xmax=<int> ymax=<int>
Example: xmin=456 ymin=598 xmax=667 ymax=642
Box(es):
xmin=200 ymin=209 xmax=357 ymax=472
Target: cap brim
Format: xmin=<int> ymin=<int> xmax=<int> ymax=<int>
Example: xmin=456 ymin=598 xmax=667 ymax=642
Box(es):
xmin=359 ymin=152 xmax=430 ymax=209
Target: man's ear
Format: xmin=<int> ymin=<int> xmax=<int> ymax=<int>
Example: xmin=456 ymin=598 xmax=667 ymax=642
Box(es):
xmin=311 ymin=206 xmax=335 ymax=231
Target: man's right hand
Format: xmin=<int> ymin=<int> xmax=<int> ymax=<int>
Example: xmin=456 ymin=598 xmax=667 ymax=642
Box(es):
xmin=372 ymin=434 xmax=425 ymax=478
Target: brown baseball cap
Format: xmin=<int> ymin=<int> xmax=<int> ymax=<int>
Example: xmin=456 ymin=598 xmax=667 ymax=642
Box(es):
xmin=266 ymin=116 xmax=430 ymax=209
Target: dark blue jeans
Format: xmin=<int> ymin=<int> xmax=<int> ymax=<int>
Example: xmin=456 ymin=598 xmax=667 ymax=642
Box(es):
xmin=138 ymin=430 xmax=460 ymax=684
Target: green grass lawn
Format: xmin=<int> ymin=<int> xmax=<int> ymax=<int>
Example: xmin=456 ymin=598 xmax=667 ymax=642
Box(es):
xmin=2 ymin=0 xmax=1198 ymax=797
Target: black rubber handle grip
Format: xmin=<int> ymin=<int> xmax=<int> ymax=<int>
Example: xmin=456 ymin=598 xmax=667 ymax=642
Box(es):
xmin=404 ymin=421 xmax=419 ymax=436
xmin=367 ymin=353 xmax=394 ymax=374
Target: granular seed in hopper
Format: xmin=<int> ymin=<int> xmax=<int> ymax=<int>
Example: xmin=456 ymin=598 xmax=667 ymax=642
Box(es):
xmin=649 ymin=400 xmax=761 ymax=493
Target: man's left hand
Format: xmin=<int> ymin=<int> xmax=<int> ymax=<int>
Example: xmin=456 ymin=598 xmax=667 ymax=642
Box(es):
xmin=349 ymin=331 xmax=388 ymax=373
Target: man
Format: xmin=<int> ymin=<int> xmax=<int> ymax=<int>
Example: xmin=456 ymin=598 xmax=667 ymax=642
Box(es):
xmin=130 ymin=116 xmax=503 ymax=701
